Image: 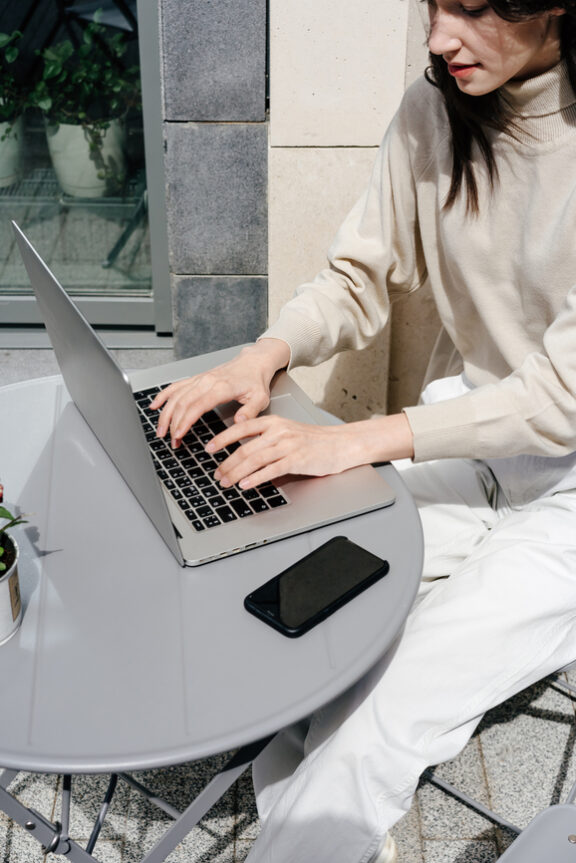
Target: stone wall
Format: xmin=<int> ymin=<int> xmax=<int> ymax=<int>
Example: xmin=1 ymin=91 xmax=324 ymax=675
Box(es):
xmin=160 ymin=0 xmax=269 ymax=359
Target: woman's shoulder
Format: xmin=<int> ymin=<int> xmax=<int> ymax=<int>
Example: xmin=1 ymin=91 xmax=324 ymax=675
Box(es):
xmin=397 ymin=73 xmax=448 ymax=133
xmin=387 ymin=73 xmax=451 ymax=175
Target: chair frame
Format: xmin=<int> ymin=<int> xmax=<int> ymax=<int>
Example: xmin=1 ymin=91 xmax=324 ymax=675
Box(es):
xmin=423 ymin=667 xmax=576 ymax=856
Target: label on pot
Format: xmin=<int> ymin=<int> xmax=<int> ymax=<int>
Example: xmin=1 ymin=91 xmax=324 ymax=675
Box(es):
xmin=8 ymin=572 xmax=21 ymax=621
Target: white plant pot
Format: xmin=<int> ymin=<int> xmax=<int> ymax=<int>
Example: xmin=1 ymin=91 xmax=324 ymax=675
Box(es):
xmin=0 ymin=115 xmax=23 ymax=189
xmin=45 ymin=119 xmax=126 ymax=197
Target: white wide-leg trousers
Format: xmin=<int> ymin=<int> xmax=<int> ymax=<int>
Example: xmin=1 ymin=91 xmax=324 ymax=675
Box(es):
xmin=246 ymin=458 xmax=576 ymax=863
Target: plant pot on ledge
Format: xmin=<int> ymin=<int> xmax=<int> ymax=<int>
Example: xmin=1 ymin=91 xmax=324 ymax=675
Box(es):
xmin=30 ymin=15 xmax=140 ymax=198
xmin=0 ymin=30 xmax=27 ymax=189
xmin=0 ymin=115 xmax=23 ymax=189
xmin=46 ymin=118 xmax=126 ymax=197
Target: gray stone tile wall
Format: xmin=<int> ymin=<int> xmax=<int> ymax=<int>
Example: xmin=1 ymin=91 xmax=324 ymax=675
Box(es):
xmin=162 ymin=0 xmax=267 ymax=122
xmin=165 ymin=124 xmax=267 ymax=276
xmin=160 ymin=0 xmax=268 ymax=358
xmin=173 ymin=276 xmax=268 ymax=358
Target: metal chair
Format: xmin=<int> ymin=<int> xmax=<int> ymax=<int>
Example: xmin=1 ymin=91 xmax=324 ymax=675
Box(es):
xmin=424 ymin=661 xmax=576 ymax=857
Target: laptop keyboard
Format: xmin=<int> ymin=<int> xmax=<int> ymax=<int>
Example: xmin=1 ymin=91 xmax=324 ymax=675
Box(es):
xmin=133 ymin=385 xmax=289 ymax=532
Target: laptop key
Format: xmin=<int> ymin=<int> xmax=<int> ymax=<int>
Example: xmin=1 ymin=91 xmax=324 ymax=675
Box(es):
xmin=187 ymin=495 xmax=205 ymax=508
xmin=183 ymin=441 xmax=203 ymax=455
xmin=259 ymin=484 xmax=279 ymax=498
xmin=203 ymin=485 xmax=220 ymax=499
xmin=229 ymin=499 xmax=253 ymax=518
xmin=215 ymin=505 xmax=237 ymax=523
xmin=251 ymin=498 xmax=270 ymax=513
xmin=196 ymin=450 xmax=213 ymax=464
xmin=156 ymin=449 xmax=174 ymax=462
xmin=203 ymin=410 xmax=226 ymax=429
xmin=268 ymin=495 xmax=288 ymax=508
xmin=203 ymin=515 xmax=221 ymax=529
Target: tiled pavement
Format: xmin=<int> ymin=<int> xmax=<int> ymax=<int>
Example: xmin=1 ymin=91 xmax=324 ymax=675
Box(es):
xmin=1 ymin=350 xmax=575 ymax=863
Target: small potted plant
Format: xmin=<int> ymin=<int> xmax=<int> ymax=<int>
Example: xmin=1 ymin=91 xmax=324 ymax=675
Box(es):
xmin=0 ymin=484 xmax=27 ymax=645
xmin=0 ymin=30 xmax=27 ymax=188
xmin=29 ymin=15 xmax=141 ymax=197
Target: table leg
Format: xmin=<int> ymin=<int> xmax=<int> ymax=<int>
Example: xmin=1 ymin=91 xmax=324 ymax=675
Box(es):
xmin=132 ymin=737 xmax=273 ymax=863
xmin=0 ymin=736 xmax=273 ymax=863
xmin=0 ymin=773 xmax=96 ymax=862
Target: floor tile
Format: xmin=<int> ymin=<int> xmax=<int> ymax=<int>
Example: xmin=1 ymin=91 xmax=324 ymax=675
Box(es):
xmin=423 ymin=838 xmax=499 ymax=863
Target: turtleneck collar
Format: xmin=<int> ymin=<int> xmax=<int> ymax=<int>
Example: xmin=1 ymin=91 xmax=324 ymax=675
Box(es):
xmin=501 ymin=61 xmax=576 ymax=117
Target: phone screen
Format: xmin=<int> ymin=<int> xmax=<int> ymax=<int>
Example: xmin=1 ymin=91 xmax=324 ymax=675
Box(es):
xmin=244 ymin=536 xmax=389 ymax=637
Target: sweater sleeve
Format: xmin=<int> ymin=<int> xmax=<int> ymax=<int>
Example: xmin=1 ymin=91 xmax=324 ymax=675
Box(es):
xmin=404 ymin=280 xmax=576 ymax=461
xmin=262 ymin=93 xmax=428 ymax=369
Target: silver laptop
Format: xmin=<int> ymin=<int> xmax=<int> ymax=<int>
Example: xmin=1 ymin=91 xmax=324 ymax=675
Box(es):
xmin=13 ymin=221 xmax=395 ymax=566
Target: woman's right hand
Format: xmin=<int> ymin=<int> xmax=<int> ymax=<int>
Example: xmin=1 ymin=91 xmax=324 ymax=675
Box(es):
xmin=150 ymin=338 xmax=291 ymax=448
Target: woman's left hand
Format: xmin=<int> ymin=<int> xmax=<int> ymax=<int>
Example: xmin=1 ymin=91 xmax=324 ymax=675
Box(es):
xmin=205 ymin=412 xmax=415 ymax=489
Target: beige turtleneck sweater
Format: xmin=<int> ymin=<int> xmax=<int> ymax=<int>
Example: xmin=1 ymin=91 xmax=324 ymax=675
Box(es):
xmin=263 ymin=62 xmax=576 ymax=469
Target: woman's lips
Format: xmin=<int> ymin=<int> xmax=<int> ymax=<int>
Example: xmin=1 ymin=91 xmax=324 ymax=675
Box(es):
xmin=447 ymin=63 xmax=480 ymax=78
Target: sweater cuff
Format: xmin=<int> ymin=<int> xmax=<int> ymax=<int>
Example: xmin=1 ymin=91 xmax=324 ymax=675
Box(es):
xmin=403 ymin=399 xmax=479 ymax=462
xmin=260 ymin=310 xmax=325 ymax=370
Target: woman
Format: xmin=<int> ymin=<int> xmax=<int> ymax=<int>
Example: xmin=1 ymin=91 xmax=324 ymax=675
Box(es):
xmin=152 ymin=2 xmax=576 ymax=860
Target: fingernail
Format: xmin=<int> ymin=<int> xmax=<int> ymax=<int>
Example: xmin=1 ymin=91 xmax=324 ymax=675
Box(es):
xmin=205 ymin=441 xmax=215 ymax=452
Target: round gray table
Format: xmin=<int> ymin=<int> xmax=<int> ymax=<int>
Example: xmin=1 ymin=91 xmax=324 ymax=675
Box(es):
xmin=0 ymin=375 xmax=423 ymax=860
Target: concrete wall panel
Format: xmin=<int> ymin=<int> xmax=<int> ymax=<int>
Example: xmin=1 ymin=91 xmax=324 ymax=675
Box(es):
xmin=269 ymin=0 xmax=410 ymax=146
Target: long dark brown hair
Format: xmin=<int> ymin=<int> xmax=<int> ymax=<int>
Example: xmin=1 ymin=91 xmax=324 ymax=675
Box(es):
xmin=425 ymin=1 xmax=576 ymax=212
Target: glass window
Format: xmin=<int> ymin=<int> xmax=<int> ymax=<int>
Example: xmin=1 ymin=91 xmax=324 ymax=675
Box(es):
xmin=0 ymin=1 xmax=166 ymax=331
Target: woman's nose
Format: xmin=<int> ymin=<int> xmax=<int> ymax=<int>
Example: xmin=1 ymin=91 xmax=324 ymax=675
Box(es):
xmin=427 ymin=12 xmax=463 ymax=55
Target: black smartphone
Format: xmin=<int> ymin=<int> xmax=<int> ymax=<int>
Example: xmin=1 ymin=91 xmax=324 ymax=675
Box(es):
xmin=244 ymin=536 xmax=389 ymax=637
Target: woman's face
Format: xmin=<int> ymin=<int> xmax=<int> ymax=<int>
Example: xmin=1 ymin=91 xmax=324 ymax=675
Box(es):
xmin=426 ymin=1 xmax=564 ymax=95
